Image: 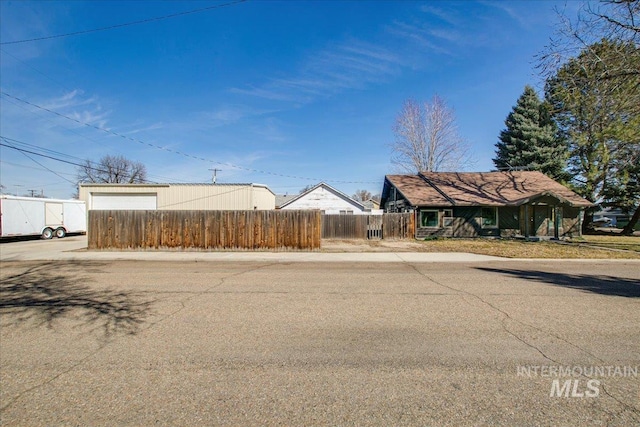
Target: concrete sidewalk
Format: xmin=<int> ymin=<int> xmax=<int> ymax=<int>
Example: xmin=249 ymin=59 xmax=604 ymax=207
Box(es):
xmin=0 ymin=236 xmax=504 ymax=262
xmin=2 ymin=235 xmax=639 ymax=263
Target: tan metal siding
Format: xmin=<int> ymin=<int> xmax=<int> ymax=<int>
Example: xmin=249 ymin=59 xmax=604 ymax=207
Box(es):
xmin=251 ymin=186 xmax=277 ymax=210
xmin=157 ymin=185 xmax=254 ymax=210
xmin=79 ymin=184 xmax=275 ymax=210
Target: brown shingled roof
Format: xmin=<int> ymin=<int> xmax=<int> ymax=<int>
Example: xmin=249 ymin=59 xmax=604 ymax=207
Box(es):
xmin=386 ymin=171 xmax=592 ymax=207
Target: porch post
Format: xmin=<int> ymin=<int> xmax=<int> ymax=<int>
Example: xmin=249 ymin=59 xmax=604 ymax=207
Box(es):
xmin=524 ymin=205 xmax=530 ymax=237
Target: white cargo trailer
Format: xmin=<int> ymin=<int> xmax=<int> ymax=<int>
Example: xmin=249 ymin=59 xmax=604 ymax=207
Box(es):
xmin=0 ymin=195 xmax=86 ymax=239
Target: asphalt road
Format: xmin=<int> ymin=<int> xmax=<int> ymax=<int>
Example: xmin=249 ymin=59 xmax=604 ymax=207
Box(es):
xmin=1 ymin=256 xmax=639 ymax=425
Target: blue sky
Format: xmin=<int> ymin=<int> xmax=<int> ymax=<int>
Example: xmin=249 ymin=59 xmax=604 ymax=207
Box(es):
xmin=1 ymin=0 xmax=579 ymax=199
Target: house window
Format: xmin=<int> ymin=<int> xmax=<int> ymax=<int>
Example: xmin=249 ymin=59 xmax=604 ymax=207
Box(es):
xmin=442 ymin=209 xmax=453 ymax=227
xmin=339 ymin=210 xmax=353 ymax=215
xmin=420 ymin=210 xmax=439 ymax=228
xmin=481 ymin=207 xmax=498 ymax=228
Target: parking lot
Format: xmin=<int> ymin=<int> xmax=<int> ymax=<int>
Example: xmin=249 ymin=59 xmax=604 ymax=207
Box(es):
xmin=1 ymin=239 xmax=639 ymax=425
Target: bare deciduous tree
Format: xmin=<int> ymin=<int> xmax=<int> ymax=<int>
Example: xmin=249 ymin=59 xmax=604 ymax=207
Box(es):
xmin=299 ymin=184 xmax=314 ymax=194
xmin=538 ymin=0 xmax=639 ymax=80
xmin=352 ymin=189 xmax=372 ymax=202
xmin=77 ymin=154 xmax=147 ymax=183
xmin=390 ymin=96 xmax=472 ymax=173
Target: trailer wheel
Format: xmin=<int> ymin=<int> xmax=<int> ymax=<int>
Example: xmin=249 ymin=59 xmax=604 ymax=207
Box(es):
xmin=55 ymin=227 xmax=67 ymax=238
xmin=41 ymin=228 xmax=54 ymax=239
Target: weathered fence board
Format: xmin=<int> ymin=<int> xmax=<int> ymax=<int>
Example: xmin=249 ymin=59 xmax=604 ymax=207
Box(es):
xmin=382 ymin=213 xmax=414 ymax=239
xmin=88 ymin=210 xmax=321 ymax=250
xmin=322 ymin=213 xmax=414 ymax=239
xmin=322 ymin=215 xmax=367 ymax=239
xmin=367 ymin=215 xmax=383 ymax=239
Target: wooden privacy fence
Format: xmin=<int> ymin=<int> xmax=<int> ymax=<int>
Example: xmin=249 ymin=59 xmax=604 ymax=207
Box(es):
xmin=88 ymin=210 xmax=321 ymax=250
xmin=322 ymin=213 xmax=414 ymax=239
xmin=382 ymin=213 xmax=414 ymax=239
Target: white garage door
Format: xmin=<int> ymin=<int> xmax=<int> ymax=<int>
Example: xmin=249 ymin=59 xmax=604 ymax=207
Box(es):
xmin=91 ymin=193 xmax=157 ymax=210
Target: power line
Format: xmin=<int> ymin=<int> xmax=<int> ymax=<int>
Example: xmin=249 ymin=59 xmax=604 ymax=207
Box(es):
xmin=1 ymin=160 xmax=74 ymax=175
xmin=9 ymin=142 xmax=77 ymax=185
xmin=1 ymin=138 xmax=110 ymax=175
xmin=0 ymin=136 xmax=193 ymax=184
xmin=0 ymin=144 xmax=284 ymax=207
xmin=0 ymin=48 xmax=74 ymax=93
xmin=0 ymin=91 xmax=379 ymax=185
xmin=2 ymin=95 xmax=202 ymax=183
xmin=1 ymin=95 xmax=116 ymax=153
xmin=1 ymin=133 xmax=89 ymax=165
xmin=0 ymin=0 xmax=248 ymax=45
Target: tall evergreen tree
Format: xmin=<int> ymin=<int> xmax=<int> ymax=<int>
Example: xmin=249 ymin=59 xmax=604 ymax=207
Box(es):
xmin=493 ymin=85 xmax=568 ymax=179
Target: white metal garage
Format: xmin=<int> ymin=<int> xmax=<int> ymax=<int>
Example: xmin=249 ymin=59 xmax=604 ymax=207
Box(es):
xmin=91 ymin=193 xmax=157 ymax=210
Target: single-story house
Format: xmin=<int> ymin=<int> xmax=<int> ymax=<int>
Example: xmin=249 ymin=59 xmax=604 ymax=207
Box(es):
xmin=277 ymin=182 xmax=375 ymax=214
xmin=380 ymin=171 xmax=592 ymax=238
xmin=363 ymin=198 xmax=381 ymax=210
xmin=275 ymin=194 xmax=298 ymax=209
xmin=79 ymin=183 xmax=275 ymax=211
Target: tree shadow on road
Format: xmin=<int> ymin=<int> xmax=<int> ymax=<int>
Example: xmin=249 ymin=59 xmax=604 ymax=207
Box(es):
xmin=475 ymin=267 xmax=640 ymax=298
xmin=0 ymin=262 xmax=153 ymax=337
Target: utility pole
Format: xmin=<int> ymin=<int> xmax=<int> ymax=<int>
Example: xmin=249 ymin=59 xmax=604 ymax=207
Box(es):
xmin=208 ymin=168 xmax=221 ymax=184
xmin=28 ymin=189 xmax=37 ymax=197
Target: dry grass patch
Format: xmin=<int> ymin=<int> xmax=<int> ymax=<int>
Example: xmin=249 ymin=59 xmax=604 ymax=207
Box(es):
xmin=322 ymin=238 xmax=640 ymax=258
xmin=577 ymin=234 xmax=640 ymax=252
xmin=419 ymin=238 xmax=640 ymax=259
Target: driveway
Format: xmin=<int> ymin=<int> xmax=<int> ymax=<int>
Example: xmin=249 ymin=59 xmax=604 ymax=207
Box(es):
xmin=1 ymin=257 xmax=638 ymax=426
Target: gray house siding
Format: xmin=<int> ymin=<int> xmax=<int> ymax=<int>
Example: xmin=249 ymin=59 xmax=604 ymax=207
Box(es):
xmin=416 ymin=207 xmax=504 ymax=238
xmin=414 ymin=205 xmax=582 ymax=239
xmin=562 ymin=207 xmax=582 ymax=236
xmin=500 ymin=206 xmax=520 ymax=237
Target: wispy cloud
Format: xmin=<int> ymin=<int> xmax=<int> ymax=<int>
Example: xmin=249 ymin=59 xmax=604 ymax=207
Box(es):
xmin=419 ymin=5 xmax=462 ymax=27
xmin=38 ymin=90 xmax=111 ymax=129
xmin=201 ymin=105 xmax=278 ymax=126
xmin=41 ymin=90 xmax=95 ymax=110
xmin=0 ymin=3 xmax=53 ymax=61
xmin=385 ymin=21 xmax=454 ymax=55
xmin=248 ymin=117 xmax=288 ymax=143
xmin=479 ymin=1 xmax=531 ymax=30
xmin=123 ymin=121 xmax=165 ymax=135
xmin=176 ymin=104 xmax=282 ymax=130
xmin=391 ymin=1 xmax=538 ymax=54
xmin=230 ymin=85 xmax=305 ymax=102
xmin=231 ymin=40 xmax=402 ymax=103
xmin=68 ymin=108 xmax=109 ymax=129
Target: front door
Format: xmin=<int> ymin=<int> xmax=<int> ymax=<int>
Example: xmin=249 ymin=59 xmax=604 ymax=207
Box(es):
xmin=528 ymin=205 xmax=548 ymax=236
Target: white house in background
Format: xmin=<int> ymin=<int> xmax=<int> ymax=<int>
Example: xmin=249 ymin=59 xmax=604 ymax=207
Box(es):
xmin=79 ymin=183 xmax=275 ymax=211
xmin=277 ymin=182 xmax=373 ymax=215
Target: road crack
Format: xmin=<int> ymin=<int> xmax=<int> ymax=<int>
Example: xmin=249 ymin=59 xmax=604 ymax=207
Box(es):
xmin=409 ymin=264 xmax=640 ymax=417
